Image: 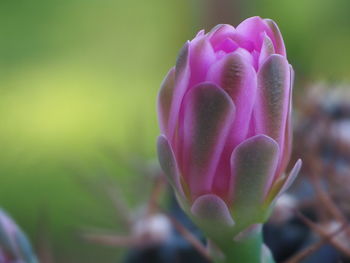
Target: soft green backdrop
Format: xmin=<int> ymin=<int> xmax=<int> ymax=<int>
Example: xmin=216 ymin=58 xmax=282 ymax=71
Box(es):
xmin=0 ymin=0 xmax=349 ymax=262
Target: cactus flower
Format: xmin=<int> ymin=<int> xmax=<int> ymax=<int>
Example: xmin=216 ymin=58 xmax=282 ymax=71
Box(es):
xmin=157 ymin=16 xmax=301 ymax=261
xmin=0 ymin=209 xmax=38 ymax=263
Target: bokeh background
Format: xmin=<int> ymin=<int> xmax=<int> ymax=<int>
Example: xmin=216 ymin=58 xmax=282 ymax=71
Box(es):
xmin=1 ymin=0 xmax=350 ymax=262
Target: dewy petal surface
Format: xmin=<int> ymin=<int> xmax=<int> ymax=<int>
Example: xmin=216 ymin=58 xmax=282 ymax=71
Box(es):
xmin=254 ymin=54 xmax=290 ymax=158
xmin=230 ymin=135 xmax=279 ymax=217
xmin=181 ymin=83 xmax=235 ymax=198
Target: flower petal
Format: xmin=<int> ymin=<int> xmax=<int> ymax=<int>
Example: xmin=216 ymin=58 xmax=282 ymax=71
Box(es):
xmin=213 ymin=37 xmax=239 ymax=53
xmin=264 ymin=19 xmax=286 ymax=56
xmin=181 ymin=83 xmax=235 ymax=198
xmin=236 ymin=16 xmax=272 ymax=51
xmin=276 ymin=159 xmax=302 ymax=197
xmin=278 ymin=65 xmax=295 ymax=174
xmin=208 ymin=24 xmax=236 ymax=47
xmin=189 ymin=36 xmax=216 ymax=87
xmin=191 ymin=194 xmax=235 ymax=227
xmin=265 ymin=159 xmax=302 ymax=205
xmin=157 ymin=135 xmax=185 ymax=197
xmin=230 ymin=135 xmax=279 ymax=217
xmin=196 ymin=29 xmax=205 ymax=37
xmin=206 ymin=51 xmax=257 ymax=200
xmin=168 ymin=41 xmax=191 ymax=140
xmin=254 ymin=55 xmax=290 ymax=155
xmin=176 ymin=41 xmax=190 ymax=77
xmin=258 ymin=33 xmax=275 ymax=68
xmin=158 ymin=67 xmax=175 ymax=134
xmin=207 ymin=49 xmax=257 ymax=146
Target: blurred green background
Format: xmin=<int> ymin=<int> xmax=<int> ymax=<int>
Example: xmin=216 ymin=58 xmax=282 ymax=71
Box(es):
xmin=0 ymin=0 xmax=349 ymax=262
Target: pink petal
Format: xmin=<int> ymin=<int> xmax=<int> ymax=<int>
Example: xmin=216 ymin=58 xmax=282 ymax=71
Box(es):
xmin=189 ymin=36 xmax=216 ymax=87
xmin=207 ymin=49 xmax=257 ymax=146
xmin=273 ymin=159 xmax=302 ymax=202
xmin=258 ymin=33 xmax=275 ymax=68
xmin=191 ymin=194 xmax=235 ymax=227
xmin=279 ymin=159 xmax=302 ymax=195
xmin=230 ymin=135 xmax=279 ymax=212
xmin=264 ymin=19 xmax=286 ymax=56
xmin=205 ymin=50 xmax=257 ymax=200
xmin=168 ymin=41 xmax=191 ymax=140
xmin=213 ymin=37 xmax=239 ymax=53
xmin=254 ymin=55 xmax=290 ymax=162
xmin=195 ymin=29 xmax=205 ymax=37
xmin=157 ymin=135 xmax=185 ymax=197
xmin=208 ymin=24 xmax=236 ymax=47
xmin=278 ymin=65 xmax=295 ymax=175
xmin=180 ymin=83 xmax=235 ymax=199
xmin=158 ymin=67 xmax=175 ymax=135
xmin=236 ymin=16 xmax=272 ymax=51
xmin=264 ymin=159 xmax=302 ymax=204
xmin=231 ymin=33 xmax=255 ymax=53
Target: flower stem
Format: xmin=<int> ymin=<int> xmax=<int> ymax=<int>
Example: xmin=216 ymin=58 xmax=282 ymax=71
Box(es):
xmin=213 ymin=227 xmax=275 ymax=263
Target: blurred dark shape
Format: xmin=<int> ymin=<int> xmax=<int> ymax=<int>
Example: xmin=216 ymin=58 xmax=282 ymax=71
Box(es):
xmin=264 ymin=206 xmax=345 ymax=263
xmin=264 ymin=211 xmax=311 ymax=262
xmin=264 ymin=194 xmax=350 ymax=263
xmin=265 ymin=84 xmax=350 ymax=262
xmin=80 ymin=162 xmax=209 ymax=263
xmin=124 ymin=194 xmax=209 ymax=263
xmin=300 ymin=244 xmax=341 ymax=263
xmin=264 ymin=194 xmax=310 ymax=261
xmin=293 ymin=85 xmax=350 ymax=217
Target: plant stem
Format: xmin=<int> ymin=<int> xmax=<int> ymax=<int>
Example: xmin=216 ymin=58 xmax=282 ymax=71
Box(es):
xmin=213 ymin=227 xmax=275 ymax=263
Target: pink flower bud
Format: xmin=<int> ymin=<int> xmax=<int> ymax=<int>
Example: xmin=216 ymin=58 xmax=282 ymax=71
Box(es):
xmin=157 ymin=17 xmax=301 ymax=232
